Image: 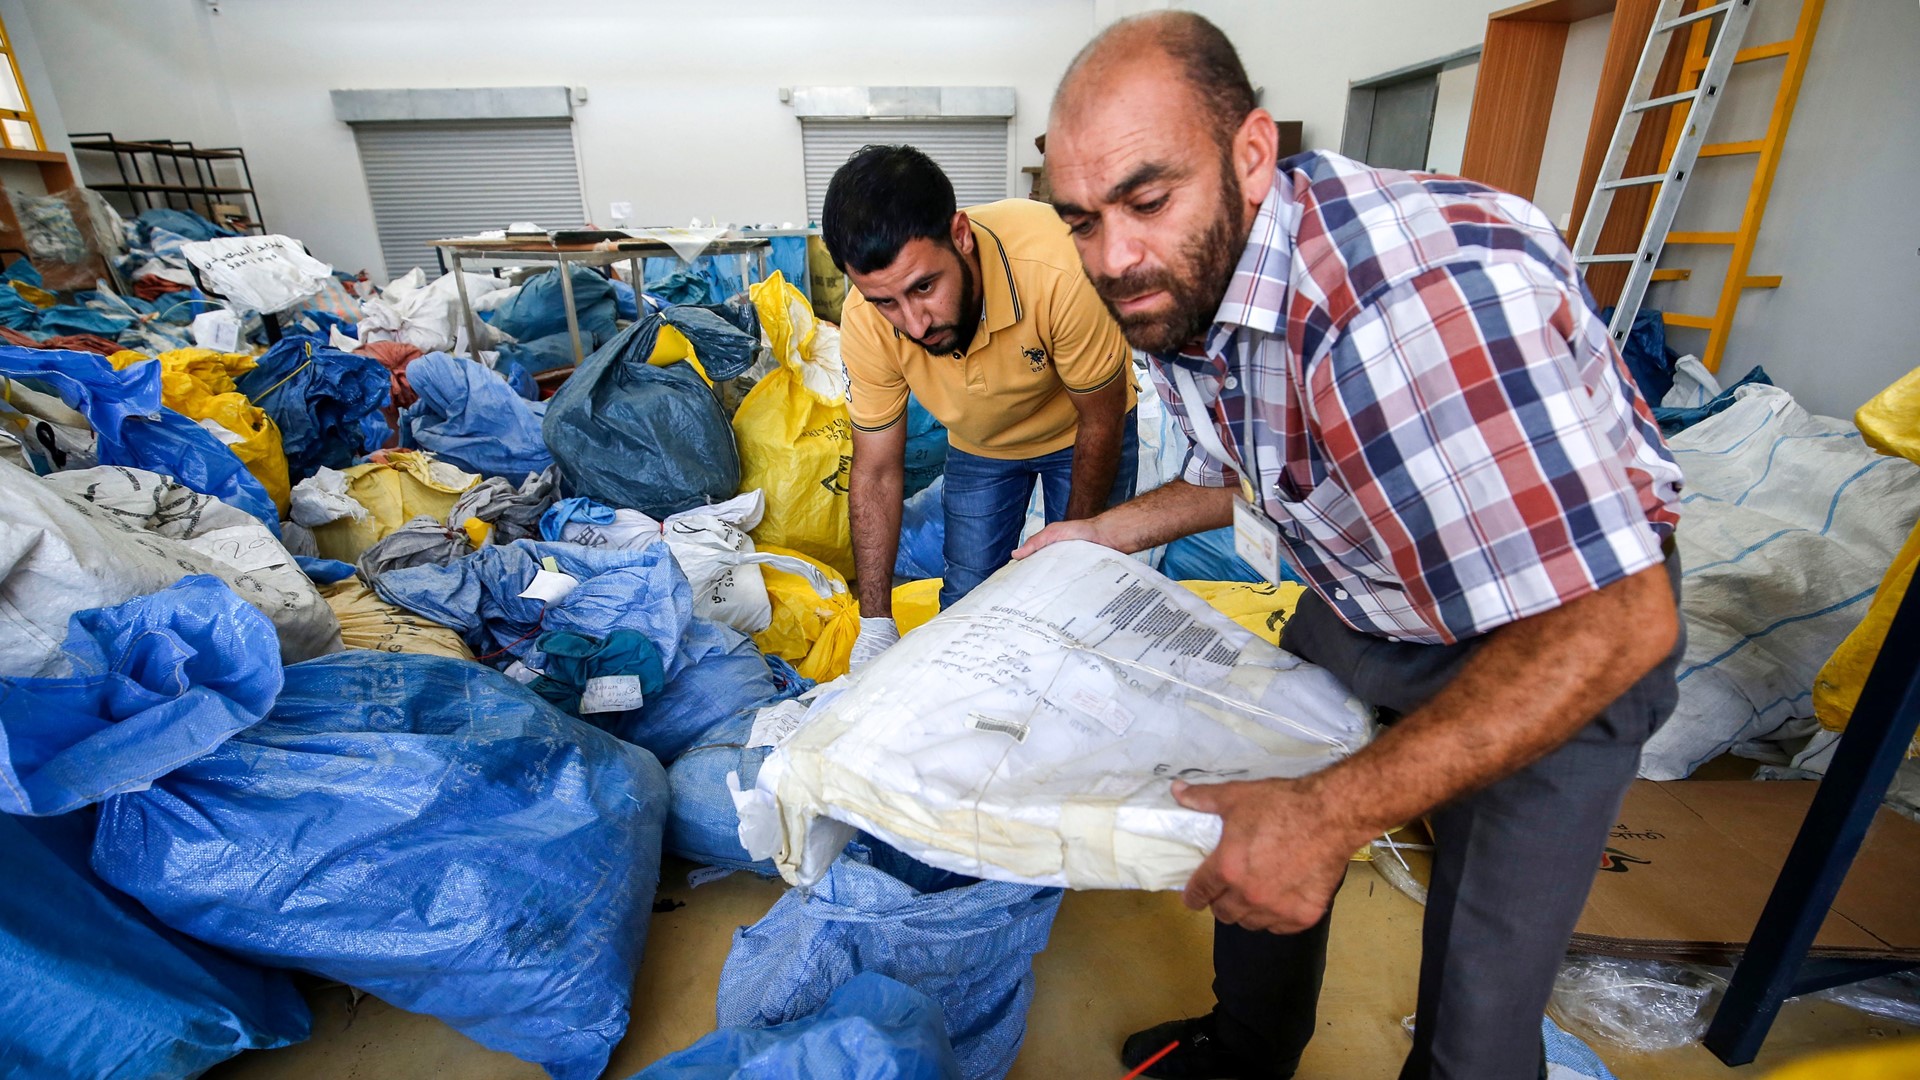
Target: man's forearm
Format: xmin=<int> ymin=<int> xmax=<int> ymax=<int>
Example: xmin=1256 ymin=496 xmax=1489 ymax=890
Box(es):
xmin=1305 ymin=561 xmax=1680 ymax=842
xmin=849 ymin=463 xmax=905 ymax=616
xmin=1065 ymin=413 xmax=1125 ymax=520
xmin=1092 ymin=479 xmax=1235 ymax=552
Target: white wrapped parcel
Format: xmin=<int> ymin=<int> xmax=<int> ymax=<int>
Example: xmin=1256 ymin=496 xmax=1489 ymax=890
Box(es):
xmin=735 ymin=540 xmax=1375 ymax=890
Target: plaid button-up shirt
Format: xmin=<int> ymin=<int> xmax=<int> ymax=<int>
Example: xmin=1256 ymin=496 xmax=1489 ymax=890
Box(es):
xmin=1152 ymin=152 xmax=1683 ymax=645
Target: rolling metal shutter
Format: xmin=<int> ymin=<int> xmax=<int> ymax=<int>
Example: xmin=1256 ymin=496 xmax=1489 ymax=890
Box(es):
xmin=351 ymin=118 xmax=587 ymax=280
xmin=802 ymin=118 xmax=1011 ymax=224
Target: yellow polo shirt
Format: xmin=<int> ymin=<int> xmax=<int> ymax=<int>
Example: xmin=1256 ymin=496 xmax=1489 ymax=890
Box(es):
xmin=842 ymin=199 xmax=1135 ymax=460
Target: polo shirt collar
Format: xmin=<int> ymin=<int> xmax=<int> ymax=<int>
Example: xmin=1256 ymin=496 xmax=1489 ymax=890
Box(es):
xmin=971 ymin=218 xmax=1022 ymax=337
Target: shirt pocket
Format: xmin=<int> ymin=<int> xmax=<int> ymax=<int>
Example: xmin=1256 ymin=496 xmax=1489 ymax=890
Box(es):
xmin=1265 ymin=481 xmax=1403 ymax=590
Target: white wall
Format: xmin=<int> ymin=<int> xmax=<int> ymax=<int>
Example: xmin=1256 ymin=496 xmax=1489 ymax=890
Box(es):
xmin=1637 ymin=1 xmax=1919 ymax=418
xmin=1425 ymin=60 xmax=1478 ymax=175
xmin=30 ymin=0 xmax=1096 ymax=282
xmin=1153 ymin=0 xmax=1513 ymax=152
xmin=1532 ymin=12 xmax=1611 ymax=232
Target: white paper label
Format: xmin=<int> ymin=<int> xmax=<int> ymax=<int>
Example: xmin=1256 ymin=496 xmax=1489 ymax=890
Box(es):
xmin=518 ymin=568 xmax=579 ymax=603
xmin=1233 ymin=497 xmax=1284 ymax=587
xmin=686 ymin=865 xmax=737 ymax=888
xmin=503 ymin=660 xmax=543 ymax=684
xmin=747 ymin=698 xmax=813 ymax=750
xmin=193 ymin=525 xmax=293 ymax=574
xmin=579 ymin=674 xmax=646 ymax=714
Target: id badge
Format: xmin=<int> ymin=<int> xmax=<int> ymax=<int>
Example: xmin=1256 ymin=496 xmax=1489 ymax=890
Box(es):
xmin=1232 ymin=497 xmax=1285 ymax=586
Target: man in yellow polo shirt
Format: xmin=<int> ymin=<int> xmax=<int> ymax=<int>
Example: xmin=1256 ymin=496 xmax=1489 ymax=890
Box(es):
xmin=822 ymin=144 xmax=1138 ymax=666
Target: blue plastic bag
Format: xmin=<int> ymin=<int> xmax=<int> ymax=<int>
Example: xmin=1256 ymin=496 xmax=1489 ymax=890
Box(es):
xmin=643 ymin=268 xmax=714 ymax=307
xmin=498 ymin=328 xmax=594 ymax=375
xmin=0 ymin=811 xmax=311 ymax=1079
xmin=37 ymin=304 xmax=135 ymax=339
xmin=492 ymin=264 xmax=618 ymax=344
xmin=135 ymin=207 xmax=235 ymax=244
xmin=92 ymin=651 xmax=672 ymax=1080
xmin=399 ymin=351 xmax=553 ymax=479
xmin=0 ymin=345 xmax=280 ymax=530
xmin=371 ymin=537 xmax=694 ymax=673
xmin=666 ymin=707 xmax=777 ymax=874
xmin=895 ymin=476 xmax=946 ymax=581
xmin=0 ymin=286 xmax=40 ymax=329
xmin=1599 ymin=304 xmax=1677 ymax=406
xmin=717 ymin=841 xmax=1062 ymax=1080
xmin=0 ymin=575 xmax=282 ymax=817
xmin=1653 ymin=364 xmax=1773 ymax=436
xmin=631 ymin=973 xmax=959 ymax=1080
xmin=1159 ymin=526 xmax=1293 ymax=584
xmin=904 ymin=395 xmax=948 ymax=497
xmin=235 ymin=333 xmax=390 ymax=481
xmin=542 ymin=312 xmax=742 ymax=517
xmin=606 ymin=616 xmax=806 ymax=764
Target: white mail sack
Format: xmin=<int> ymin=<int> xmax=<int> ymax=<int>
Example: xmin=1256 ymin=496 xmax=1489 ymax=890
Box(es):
xmin=735 ymin=539 xmax=1375 ymax=891
xmin=180 ymin=234 xmax=334 ymax=314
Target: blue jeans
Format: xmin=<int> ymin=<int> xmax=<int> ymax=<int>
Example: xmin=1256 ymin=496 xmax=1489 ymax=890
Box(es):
xmin=939 ymin=410 xmax=1139 ymax=608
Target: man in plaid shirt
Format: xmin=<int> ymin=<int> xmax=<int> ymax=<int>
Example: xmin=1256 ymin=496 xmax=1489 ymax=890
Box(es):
xmin=1021 ymin=12 xmax=1686 ymax=1079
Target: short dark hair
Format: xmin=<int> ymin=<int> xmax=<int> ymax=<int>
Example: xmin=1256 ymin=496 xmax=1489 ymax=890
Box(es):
xmin=1061 ymin=11 xmax=1256 ymax=152
xmin=820 ymin=144 xmax=956 ymax=274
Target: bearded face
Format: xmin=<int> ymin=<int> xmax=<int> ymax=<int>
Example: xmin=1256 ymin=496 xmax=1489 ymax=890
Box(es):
xmin=1082 ymin=152 xmax=1245 ymax=355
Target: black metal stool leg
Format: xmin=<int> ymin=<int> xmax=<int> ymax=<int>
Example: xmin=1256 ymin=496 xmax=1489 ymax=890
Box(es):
xmin=1704 ymin=579 xmax=1920 ymax=1064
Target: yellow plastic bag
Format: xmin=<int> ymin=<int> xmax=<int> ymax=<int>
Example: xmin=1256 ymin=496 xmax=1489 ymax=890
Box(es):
xmin=1814 ymin=365 xmax=1920 ymax=743
xmin=1178 ymin=579 xmax=1308 ymax=646
xmin=320 ymin=579 xmax=474 ymax=660
xmin=310 ymin=450 xmax=480 ymax=562
xmin=893 ymin=575 xmax=1307 ymax=645
xmin=892 ymin=578 xmax=943 ymax=633
xmin=752 ymin=544 xmax=861 ymax=683
xmin=735 ymin=272 xmax=856 ymax=578
xmin=111 ymin=347 xmax=293 ymax=514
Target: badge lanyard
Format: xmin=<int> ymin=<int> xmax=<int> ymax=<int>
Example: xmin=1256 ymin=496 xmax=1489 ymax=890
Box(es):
xmin=1169 ymin=360 xmax=1287 ymax=585
xmin=1168 ymin=362 xmax=1261 ymax=506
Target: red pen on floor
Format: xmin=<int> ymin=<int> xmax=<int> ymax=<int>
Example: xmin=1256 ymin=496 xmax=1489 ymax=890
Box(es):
xmin=1120 ymin=1040 xmax=1179 ymax=1080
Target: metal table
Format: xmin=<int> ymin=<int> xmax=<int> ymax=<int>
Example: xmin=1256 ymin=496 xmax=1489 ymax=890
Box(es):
xmin=428 ymin=235 xmax=772 ymax=366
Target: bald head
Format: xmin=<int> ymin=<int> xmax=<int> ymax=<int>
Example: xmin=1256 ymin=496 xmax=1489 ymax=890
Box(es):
xmin=1054 ymin=11 xmax=1256 ymax=154
xmin=1043 ymin=12 xmax=1277 ymax=355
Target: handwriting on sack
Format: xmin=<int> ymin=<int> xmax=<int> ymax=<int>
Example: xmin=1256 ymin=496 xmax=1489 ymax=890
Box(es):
xmin=195 ymin=237 xmax=305 ymax=273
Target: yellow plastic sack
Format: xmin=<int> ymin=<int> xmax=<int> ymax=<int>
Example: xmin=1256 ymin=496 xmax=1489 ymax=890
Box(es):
xmin=111 ymin=347 xmax=292 ymax=514
xmin=1763 ymin=1041 xmax=1920 ymax=1080
xmin=894 ymin=575 xmax=1307 ymax=646
xmin=11 ymin=280 xmax=55 ymax=309
xmin=310 ymin=450 xmax=481 ymax=562
xmin=753 ymin=544 xmax=861 ymax=683
xmin=892 ymin=578 xmax=943 ymax=634
xmin=320 ymin=579 xmax=474 ymax=660
xmin=1814 ymin=365 xmax=1920 ymax=743
xmin=735 ymin=271 xmax=856 ymax=578
xmin=1178 ymin=579 xmax=1308 ymax=646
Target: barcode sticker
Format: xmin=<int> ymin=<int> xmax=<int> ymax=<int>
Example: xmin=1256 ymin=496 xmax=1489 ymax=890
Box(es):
xmin=966 ymin=712 xmax=1029 ymax=743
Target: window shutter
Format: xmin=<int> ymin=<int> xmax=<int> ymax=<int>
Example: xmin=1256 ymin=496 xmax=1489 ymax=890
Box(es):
xmin=351 ymin=118 xmax=586 ymax=280
xmin=802 ymin=118 xmax=1011 ymax=224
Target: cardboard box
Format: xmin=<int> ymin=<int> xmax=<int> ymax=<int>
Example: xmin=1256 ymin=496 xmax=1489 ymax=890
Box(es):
xmin=1569 ymin=781 xmax=1920 ymax=962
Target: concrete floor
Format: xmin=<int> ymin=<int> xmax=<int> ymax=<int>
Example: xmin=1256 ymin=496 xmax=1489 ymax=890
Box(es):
xmin=207 ymin=850 xmax=1913 ymax=1080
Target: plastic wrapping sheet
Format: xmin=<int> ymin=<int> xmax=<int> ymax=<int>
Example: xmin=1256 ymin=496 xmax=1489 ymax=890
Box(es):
xmin=741 ymin=540 xmax=1374 ymax=890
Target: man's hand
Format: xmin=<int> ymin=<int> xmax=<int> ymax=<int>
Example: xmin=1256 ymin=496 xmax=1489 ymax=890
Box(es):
xmin=848 ymin=615 xmax=901 ymax=670
xmin=1173 ymin=776 xmax=1368 ymax=933
xmin=1012 ymin=518 xmax=1112 ymax=559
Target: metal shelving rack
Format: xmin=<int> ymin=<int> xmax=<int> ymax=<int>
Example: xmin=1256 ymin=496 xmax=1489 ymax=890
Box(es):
xmin=67 ymin=132 xmax=264 ymax=231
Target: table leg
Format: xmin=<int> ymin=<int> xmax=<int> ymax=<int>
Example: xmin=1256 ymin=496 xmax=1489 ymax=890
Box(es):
xmin=556 ymin=253 xmax=585 ymax=366
xmin=449 ymin=250 xmax=482 ymax=357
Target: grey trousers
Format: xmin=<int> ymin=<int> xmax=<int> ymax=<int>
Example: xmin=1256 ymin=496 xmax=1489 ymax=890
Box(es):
xmin=1211 ymin=552 xmax=1684 ymax=1080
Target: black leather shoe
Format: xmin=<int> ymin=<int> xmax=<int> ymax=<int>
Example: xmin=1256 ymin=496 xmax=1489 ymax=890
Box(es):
xmin=1120 ymin=1014 xmax=1297 ymax=1080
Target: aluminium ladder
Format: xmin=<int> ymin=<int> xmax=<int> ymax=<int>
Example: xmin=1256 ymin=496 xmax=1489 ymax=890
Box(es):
xmin=1572 ymin=0 xmax=1758 ymax=354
